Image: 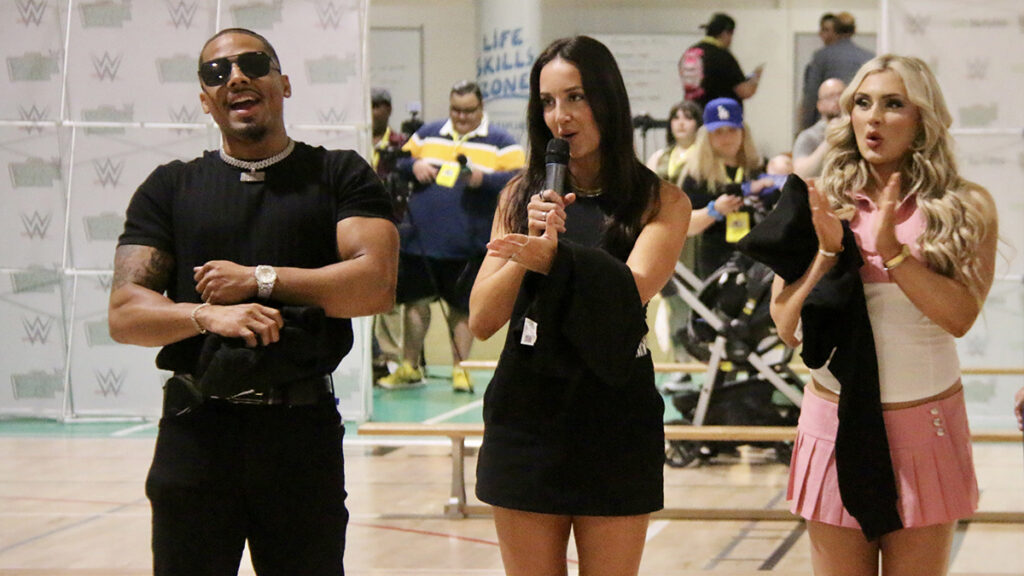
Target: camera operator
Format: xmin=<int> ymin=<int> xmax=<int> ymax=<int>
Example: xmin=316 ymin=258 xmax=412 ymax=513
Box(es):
xmin=379 ymin=80 xmax=525 ymax=393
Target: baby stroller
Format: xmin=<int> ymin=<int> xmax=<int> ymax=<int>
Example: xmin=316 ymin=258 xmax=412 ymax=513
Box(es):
xmin=663 ymin=254 xmax=805 ymax=468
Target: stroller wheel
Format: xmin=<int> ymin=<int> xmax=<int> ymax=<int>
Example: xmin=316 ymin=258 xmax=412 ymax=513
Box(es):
xmin=774 ymin=442 xmax=793 ymax=465
xmin=665 ymin=440 xmax=700 ymax=468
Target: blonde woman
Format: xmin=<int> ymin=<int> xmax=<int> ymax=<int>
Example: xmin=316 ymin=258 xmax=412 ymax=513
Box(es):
xmin=771 ymin=55 xmax=998 ymax=575
xmin=680 ymin=97 xmax=776 ymax=277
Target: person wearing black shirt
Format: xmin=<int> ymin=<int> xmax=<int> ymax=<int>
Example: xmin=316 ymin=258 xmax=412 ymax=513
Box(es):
xmin=678 ymin=13 xmax=763 ymax=110
xmin=109 ymin=28 xmax=398 ymax=576
xmin=470 ymin=36 xmax=690 ymax=576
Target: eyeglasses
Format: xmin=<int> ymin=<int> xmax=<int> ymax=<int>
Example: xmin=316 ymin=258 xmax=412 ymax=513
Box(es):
xmin=198 ymin=51 xmax=279 ymax=87
xmin=450 ymin=105 xmax=481 ymax=116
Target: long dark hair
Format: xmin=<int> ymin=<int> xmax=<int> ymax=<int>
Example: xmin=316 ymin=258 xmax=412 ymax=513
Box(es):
xmin=503 ymin=35 xmax=661 ymax=255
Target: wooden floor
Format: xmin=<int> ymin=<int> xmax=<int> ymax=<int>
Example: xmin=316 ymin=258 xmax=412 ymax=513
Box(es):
xmin=1 ymin=427 xmax=1023 ymax=575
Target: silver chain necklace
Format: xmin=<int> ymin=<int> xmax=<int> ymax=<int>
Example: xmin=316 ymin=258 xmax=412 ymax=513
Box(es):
xmin=219 ymin=139 xmax=295 ymax=182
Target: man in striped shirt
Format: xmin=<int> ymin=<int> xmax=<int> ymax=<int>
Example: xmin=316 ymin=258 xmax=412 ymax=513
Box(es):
xmin=378 ymin=80 xmax=524 ymax=393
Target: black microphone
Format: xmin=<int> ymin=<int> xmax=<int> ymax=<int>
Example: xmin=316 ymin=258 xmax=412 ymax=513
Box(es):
xmin=544 ymin=138 xmax=569 ymax=196
xmin=457 ymin=153 xmax=470 ymax=175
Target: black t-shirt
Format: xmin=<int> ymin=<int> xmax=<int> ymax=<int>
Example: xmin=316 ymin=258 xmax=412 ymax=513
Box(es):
xmin=682 ymin=166 xmax=757 ymax=278
xmin=690 ymin=40 xmax=746 ymax=110
xmin=119 ymin=142 xmax=394 ymax=373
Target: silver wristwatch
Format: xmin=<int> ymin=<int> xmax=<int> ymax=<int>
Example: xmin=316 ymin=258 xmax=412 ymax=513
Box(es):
xmin=254 ymin=265 xmax=277 ymax=300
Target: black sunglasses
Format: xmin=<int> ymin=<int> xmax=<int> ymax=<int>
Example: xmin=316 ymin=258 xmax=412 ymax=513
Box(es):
xmin=198 ymin=51 xmax=279 ymax=87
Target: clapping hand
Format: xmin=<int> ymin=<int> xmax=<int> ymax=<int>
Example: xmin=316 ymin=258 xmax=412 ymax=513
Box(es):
xmin=874 ymin=173 xmax=903 ymax=261
xmin=807 ymin=180 xmax=843 ymax=254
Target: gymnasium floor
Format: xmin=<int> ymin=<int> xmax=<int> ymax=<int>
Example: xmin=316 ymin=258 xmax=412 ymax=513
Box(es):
xmin=1 ymin=369 xmax=1023 ymax=575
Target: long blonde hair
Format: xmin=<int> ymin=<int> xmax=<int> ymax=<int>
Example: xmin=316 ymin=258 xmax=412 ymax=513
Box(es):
xmin=680 ymin=124 xmax=761 ymax=193
xmin=819 ymin=54 xmax=990 ymax=298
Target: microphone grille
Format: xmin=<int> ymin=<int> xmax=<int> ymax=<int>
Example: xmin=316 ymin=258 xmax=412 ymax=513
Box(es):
xmin=545 ymin=138 xmax=569 ymax=164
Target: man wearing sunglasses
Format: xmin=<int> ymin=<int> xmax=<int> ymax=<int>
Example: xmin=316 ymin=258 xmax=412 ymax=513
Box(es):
xmin=109 ymin=28 xmax=398 ymax=576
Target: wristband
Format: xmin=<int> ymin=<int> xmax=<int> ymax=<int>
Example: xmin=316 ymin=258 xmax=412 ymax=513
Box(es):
xmin=706 ymin=201 xmax=725 ymax=221
xmin=818 ymin=245 xmax=842 ymax=258
xmin=190 ymin=302 xmax=210 ymax=335
xmin=883 ymin=244 xmax=911 ymax=271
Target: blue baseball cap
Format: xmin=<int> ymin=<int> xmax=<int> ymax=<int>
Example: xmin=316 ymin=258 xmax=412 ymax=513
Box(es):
xmin=703 ymin=98 xmax=743 ymax=132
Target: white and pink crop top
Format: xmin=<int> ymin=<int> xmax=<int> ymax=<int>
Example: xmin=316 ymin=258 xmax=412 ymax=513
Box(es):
xmin=810 ymin=191 xmax=961 ymax=403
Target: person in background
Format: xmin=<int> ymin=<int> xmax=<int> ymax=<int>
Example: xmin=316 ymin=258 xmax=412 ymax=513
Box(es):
xmin=380 ymin=80 xmax=525 ymax=393
xmin=109 ymin=28 xmax=398 ymax=575
xmin=1015 ymin=386 xmax=1024 ymax=431
xmin=371 ymin=87 xmax=406 ymax=181
xmin=679 ymin=97 xmax=776 ymax=278
xmin=679 ymin=12 xmax=763 ymax=110
xmin=646 ymin=100 xmax=703 ymax=391
xmin=772 ymin=54 xmax=997 ymax=575
xmin=470 ymin=35 xmax=690 ymax=576
xmin=370 ymin=86 xmax=409 ymax=382
xmin=800 ymin=12 xmax=873 ymax=130
xmin=645 ymin=100 xmax=703 ymax=185
xmin=794 ymin=78 xmax=846 ymax=179
xmin=765 ymin=152 xmax=794 ymax=177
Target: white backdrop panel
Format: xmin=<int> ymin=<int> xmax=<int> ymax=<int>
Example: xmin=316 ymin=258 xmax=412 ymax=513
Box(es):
xmin=591 ymin=33 xmax=701 ymax=161
xmin=65 ymin=1 xmax=216 ymax=123
xmin=67 ymin=125 xmax=215 ymax=270
xmin=955 ymin=132 xmax=1024 ymax=278
xmin=220 ymin=0 xmax=366 ymax=127
xmin=887 ymin=0 xmax=1024 ymax=129
xmin=333 ymin=316 xmax=373 ymax=422
xmin=0 ymin=269 xmax=66 ymax=416
xmin=288 ymin=126 xmax=362 ymax=154
xmin=67 ymin=273 xmax=164 ymax=417
xmin=0 ymin=0 xmax=66 ymax=122
xmin=0 ymin=125 xmax=68 ymax=269
xmin=1 ymin=0 xmax=374 ymax=420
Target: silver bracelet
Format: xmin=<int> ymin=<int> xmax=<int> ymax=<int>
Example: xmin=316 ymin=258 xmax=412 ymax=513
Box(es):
xmin=190 ymin=302 xmax=210 ymax=335
xmin=818 ymin=247 xmax=840 ymax=258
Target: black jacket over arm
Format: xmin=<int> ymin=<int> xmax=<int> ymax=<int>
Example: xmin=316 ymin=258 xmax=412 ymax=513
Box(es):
xmin=515 ymin=239 xmax=648 ymax=388
xmin=737 ymin=175 xmax=902 ymax=540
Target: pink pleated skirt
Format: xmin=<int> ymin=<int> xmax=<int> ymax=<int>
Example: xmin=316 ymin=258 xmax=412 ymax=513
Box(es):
xmin=788 ymin=387 xmax=979 ymax=529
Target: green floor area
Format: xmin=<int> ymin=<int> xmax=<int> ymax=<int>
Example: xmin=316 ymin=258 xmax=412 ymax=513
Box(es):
xmin=0 ymin=368 xmax=745 ymax=438
xmin=0 ymin=416 xmax=153 ymax=438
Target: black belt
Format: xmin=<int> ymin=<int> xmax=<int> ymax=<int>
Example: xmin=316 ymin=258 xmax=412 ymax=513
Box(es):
xmin=171 ymin=374 xmax=334 ymax=407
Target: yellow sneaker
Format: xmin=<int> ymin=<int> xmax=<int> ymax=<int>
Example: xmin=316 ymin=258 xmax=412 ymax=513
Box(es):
xmin=377 ymin=361 xmax=425 ymax=389
xmin=452 ymin=366 xmax=473 ymax=393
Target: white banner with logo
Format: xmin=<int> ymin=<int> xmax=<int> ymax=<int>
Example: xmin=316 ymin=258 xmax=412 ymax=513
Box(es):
xmin=0 ymin=0 xmax=374 ymax=421
xmin=886 ymin=0 xmax=1024 ymax=427
xmin=476 ymin=0 xmax=541 ymax=145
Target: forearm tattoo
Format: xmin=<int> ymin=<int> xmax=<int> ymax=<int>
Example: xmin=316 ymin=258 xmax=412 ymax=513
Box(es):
xmin=112 ymin=245 xmax=174 ymax=293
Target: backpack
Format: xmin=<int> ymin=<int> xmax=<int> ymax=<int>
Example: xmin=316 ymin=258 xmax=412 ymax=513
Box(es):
xmin=679 ymin=46 xmax=705 ymax=102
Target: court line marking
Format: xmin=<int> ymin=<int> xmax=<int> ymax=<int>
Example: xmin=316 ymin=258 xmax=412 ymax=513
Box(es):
xmin=112 ymin=422 xmax=157 ymax=437
xmin=423 ymin=398 xmax=484 ymax=425
xmin=0 ymin=498 xmax=147 ymax=555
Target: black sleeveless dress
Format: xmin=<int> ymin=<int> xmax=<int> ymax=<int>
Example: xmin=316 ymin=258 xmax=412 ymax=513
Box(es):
xmin=475 ymin=196 xmax=665 ymax=515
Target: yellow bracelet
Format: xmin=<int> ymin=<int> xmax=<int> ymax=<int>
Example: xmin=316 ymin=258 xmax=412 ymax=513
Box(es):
xmin=190 ymin=302 xmax=210 ymax=335
xmin=883 ymin=244 xmax=911 ymax=271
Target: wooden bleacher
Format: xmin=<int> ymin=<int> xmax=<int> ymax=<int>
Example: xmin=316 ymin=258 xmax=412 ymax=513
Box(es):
xmin=357 ymin=421 xmax=1022 ymax=521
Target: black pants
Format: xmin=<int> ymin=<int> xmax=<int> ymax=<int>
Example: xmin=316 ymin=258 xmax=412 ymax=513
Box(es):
xmin=146 ymin=398 xmax=347 ymax=576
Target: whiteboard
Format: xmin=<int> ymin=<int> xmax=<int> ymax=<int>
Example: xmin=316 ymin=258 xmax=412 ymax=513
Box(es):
xmin=369 ymin=27 xmax=424 ymax=124
xmin=590 ymin=33 xmax=701 ymax=160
